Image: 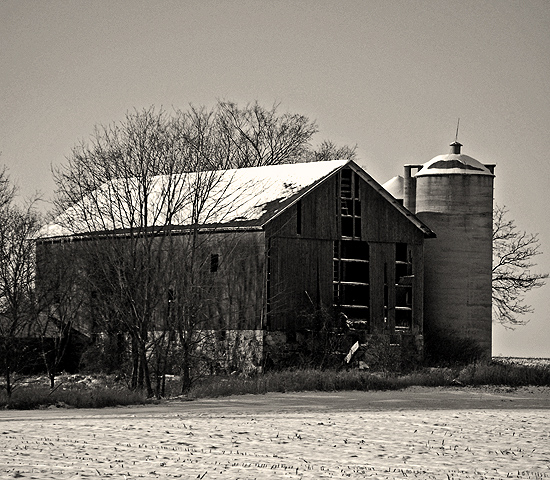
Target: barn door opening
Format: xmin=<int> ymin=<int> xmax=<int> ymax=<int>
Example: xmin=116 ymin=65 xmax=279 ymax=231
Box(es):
xmin=333 ymin=240 xmax=370 ymax=330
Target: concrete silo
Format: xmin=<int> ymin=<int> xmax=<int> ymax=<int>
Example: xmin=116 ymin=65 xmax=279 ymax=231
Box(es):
xmin=404 ymin=142 xmax=495 ymax=358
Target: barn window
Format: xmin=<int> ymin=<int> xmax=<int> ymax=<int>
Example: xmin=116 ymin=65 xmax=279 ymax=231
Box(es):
xmin=395 ymin=243 xmax=413 ymax=331
xmin=333 ymin=240 xmax=370 ymax=330
xmin=210 ymin=253 xmax=219 ymax=272
xmin=340 ymin=169 xmax=361 ymax=239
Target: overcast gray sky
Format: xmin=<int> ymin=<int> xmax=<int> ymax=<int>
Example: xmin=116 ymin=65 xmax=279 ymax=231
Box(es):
xmin=2 ymin=0 xmax=549 ymax=357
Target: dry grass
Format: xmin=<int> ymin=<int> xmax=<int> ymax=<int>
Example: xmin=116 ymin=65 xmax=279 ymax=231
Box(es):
xmin=187 ymin=359 xmax=550 ymax=399
xmin=1 ymin=358 xmax=549 ymax=409
xmin=0 ymin=374 xmax=149 ymax=409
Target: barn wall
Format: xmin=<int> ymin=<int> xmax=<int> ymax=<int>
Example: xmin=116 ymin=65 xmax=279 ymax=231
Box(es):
xmin=368 ymin=241 xmax=424 ymax=335
xmin=368 ymin=242 xmax=393 ymax=333
xmin=192 ymin=230 xmax=266 ymax=330
xmin=410 ymin=242 xmax=424 ymax=335
xmin=358 ymin=174 xmax=425 ymax=337
xmin=265 ymin=175 xmax=339 ymax=240
xmin=361 ymin=179 xmax=425 ymax=244
xmin=265 ymin=168 xmax=426 ymax=343
xmin=36 ymin=230 xmax=267 ymax=333
xmin=267 ymin=237 xmax=334 ymax=330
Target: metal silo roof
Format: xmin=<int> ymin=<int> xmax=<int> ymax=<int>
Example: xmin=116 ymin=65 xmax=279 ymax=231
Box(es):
xmin=382 ymin=175 xmax=404 ymax=199
xmin=416 ymin=153 xmax=493 ymax=177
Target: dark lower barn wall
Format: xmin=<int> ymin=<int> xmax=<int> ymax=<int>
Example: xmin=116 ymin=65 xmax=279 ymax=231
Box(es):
xmin=267 ymin=236 xmax=334 ymax=331
xmin=264 ymin=235 xmax=425 ymax=369
xmin=37 ymin=230 xmax=266 ymax=333
xmin=190 ymin=230 xmax=267 ymax=331
xmin=35 ymin=229 xmax=267 ymax=376
xmin=0 ymin=333 xmax=88 ymax=375
xmin=367 ymin=241 xmax=424 ymax=336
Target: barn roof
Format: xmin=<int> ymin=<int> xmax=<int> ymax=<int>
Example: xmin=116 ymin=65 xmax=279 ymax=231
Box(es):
xmin=39 ymin=159 xmax=434 ymax=240
xmin=40 ymin=160 xmax=346 ymax=238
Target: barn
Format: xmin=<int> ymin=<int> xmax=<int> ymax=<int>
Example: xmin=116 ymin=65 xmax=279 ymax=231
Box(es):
xmin=37 ymin=145 xmax=494 ymax=373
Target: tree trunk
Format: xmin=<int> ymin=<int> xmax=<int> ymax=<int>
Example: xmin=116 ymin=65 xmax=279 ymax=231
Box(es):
xmin=140 ymin=346 xmax=153 ymax=397
xmin=181 ymin=340 xmax=191 ymax=394
xmin=4 ymin=367 xmax=12 ymax=399
xmin=137 ymin=355 xmax=144 ymax=391
xmin=131 ymin=337 xmax=139 ymax=390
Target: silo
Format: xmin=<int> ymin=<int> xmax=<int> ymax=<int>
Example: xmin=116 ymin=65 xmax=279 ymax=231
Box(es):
xmin=414 ymin=142 xmax=495 ymax=358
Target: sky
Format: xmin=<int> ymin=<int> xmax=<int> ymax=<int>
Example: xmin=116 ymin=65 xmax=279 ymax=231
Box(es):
xmin=1 ymin=0 xmax=549 ymax=357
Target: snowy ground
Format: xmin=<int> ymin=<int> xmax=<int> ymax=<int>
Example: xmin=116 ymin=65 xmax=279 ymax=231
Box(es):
xmin=1 ymin=387 xmax=549 ymax=479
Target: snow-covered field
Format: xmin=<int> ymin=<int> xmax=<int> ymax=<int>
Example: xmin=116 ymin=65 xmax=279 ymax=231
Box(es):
xmin=1 ymin=388 xmax=549 ymax=479
xmin=494 ymin=357 xmax=550 ymax=367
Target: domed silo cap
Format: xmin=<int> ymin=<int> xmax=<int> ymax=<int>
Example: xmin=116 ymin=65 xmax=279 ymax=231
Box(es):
xmin=415 ymin=142 xmax=494 ymax=177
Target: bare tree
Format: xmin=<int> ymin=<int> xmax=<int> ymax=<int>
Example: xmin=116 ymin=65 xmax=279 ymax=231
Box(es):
xmin=0 ymin=166 xmax=16 ymax=210
xmin=0 ymin=171 xmax=41 ymax=397
xmin=492 ymin=204 xmax=548 ymax=327
xmin=49 ymin=107 xmax=264 ymax=396
xmin=35 ymin=242 xmax=85 ymax=389
xmin=305 ymin=140 xmax=358 ymax=163
xmin=45 ymin=101 xmax=358 ymax=395
xmin=212 ymin=101 xmax=318 ymax=168
xmin=50 ymin=108 xmax=204 ymax=396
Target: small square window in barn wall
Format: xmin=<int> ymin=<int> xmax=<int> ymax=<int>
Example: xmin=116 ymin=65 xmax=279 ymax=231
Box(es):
xmin=210 ymin=253 xmax=219 ymax=273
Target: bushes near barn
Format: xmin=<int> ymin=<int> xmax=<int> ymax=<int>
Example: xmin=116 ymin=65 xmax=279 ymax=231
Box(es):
xmin=1 ymin=358 xmax=549 ymax=409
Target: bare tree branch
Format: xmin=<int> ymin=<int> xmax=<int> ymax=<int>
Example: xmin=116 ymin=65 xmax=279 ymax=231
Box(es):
xmin=304 ymin=140 xmax=358 ymax=163
xmin=492 ymin=204 xmax=548 ymax=328
xmin=0 ymin=168 xmax=42 ymax=397
xmin=44 ymin=101 xmax=358 ymax=395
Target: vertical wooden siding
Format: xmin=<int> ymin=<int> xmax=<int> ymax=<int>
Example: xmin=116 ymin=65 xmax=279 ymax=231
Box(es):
xmin=265 ymin=177 xmax=338 ymax=330
xmin=268 ymin=237 xmax=333 ymax=330
xmin=266 ymin=168 xmax=426 ymax=335
xmin=361 ymin=177 xmax=424 ymax=245
xmin=36 ymin=230 xmax=267 ymax=334
xmin=359 ymin=174 xmax=425 ymax=334
xmin=265 ymin=175 xmax=339 ymax=240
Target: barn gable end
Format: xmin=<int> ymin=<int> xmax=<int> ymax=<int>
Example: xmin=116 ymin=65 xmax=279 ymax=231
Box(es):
xmin=263 ymin=163 xmax=432 ymax=366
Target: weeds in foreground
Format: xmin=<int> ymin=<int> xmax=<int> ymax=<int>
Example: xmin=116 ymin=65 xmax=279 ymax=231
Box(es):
xmin=457 ymin=359 xmax=550 ymax=386
xmin=187 ymin=359 xmax=550 ymax=399
xmin=0 ymin=376 xmax=149 ymax=410
xmin=1 ymin=359 xmax=549 ymax=409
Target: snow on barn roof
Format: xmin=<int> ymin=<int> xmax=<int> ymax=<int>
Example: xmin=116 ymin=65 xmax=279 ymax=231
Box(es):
xmin=40 ymin=160 xmax=350 ymax=239
xmin=39 ymin=159 xmax=435 ymax=240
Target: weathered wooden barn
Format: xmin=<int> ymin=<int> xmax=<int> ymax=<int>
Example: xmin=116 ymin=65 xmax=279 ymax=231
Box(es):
xmin=37 ymin=159 xmax=438 ymax=370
